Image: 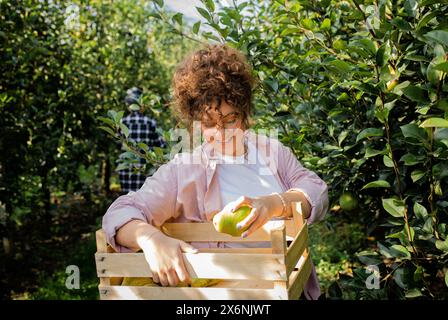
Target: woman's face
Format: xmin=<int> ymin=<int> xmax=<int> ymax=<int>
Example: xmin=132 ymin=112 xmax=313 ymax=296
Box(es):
xmin=201 ymin=100 xmax=245 ymax=154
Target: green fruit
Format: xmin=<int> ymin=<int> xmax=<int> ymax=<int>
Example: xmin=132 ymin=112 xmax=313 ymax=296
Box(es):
xmin=213 ymin=205 xmax=252 ymax=237
xmin=339 ymin=192 xmax=359 ymax=212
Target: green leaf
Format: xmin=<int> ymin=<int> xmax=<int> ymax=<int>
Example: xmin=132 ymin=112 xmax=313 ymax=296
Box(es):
xmin=325 ymin=60 xmax=351 ymax=74
xmin=338 ymin=130 xmax=348 ymax=146
xmin=435 ymin=238 xmax=448 ymax=252
xmin=119 ymin=123 xmax=129 ymax=138
xmin=400 ymin=123 xmax=428 ymax=141
xmin=374 ymin=107 xmax=390 ymax=124
xmin=99 ymin=126 xmax=116 ymax=137
xmin=114 ymin=111 xmax=124 ymax=123
xmin=98 ymin=116 xmax=115 ymax=127
xmin=405 ymin=288 xmax=423 ymax=298
xmin=378 ymin=242 xmax=393 ymax=258
xmin=196 ymin=7 xmax=212 ymax=21
xmin=356 ymin=38 xmax=377 ymax=56
xmin=152 ymin=0 xmax=164 ymax=7
xmin=423 ymin=216 xmax=434 ymax=234
xmin=321 ymin=18 xmax=331 ymax=30
xmin=265 ymin=79 xmax=278 ymax=92
xmin=411 ymin=169 xmax=426 ymax=182
xmin=148 ymin=12 xmax=162 ymax=19
xmin=333 ymin=39 xmax=346 ymax=50
xmin=391 ymin=80 xmax=411 ymax=95
xmin=386 ymin=230 xmax=403 ymax=239
xmin=433 ymin=62 xmax=448 ymax=73
xmin=390 ymin=244 xmax=411 ymax=259
xmin=172 ymin=13 xmax=183 ymax=25
xmin=365 ymin=147 xmax=387 ymax=158
xmin=433 ymin=162 xmax=448 ymax=179
xmin=202 ymin=31 xmax=220 ymax=42
xmin=402 ymin=85 xmax=426 ymax=102
xmin=281 ymin=27 xmax=300 ymax=37
xmin=413 ymin=202 xmax=428 ymax=219
xmin=404 ymin=0 xmax=418 ymax=17
xmin=362 ymin=180 xmax=391 ymax=190
xmin=107 ymin=110 xmax=117 ymax=121
xmin=153 ymin=146 xmax=165 ymax=158
xmin=382 ymin=198 xmax=406 ymax=217
xmin=416 ymin=11 xmax=437 ymax=30
xmin=193 ymin=21 xmax=201 ymax=34
xmin=393 ymin=268 xmax=408 ymax=289
xmin=204 ymin=0 xmax=215 ymax=12
xmin=425 ymin=30 xmax=448 ymax=48
xmin=445 ymin=271 xmax=448 ymax=288
xmin=413 ymin=266 xmax=423 ymax=282
xmin=356 ymin=128 xmax=383 ymax=142
xmin=115 ymin=163 xmax=130 ymax=172
xmin=399 ymin=153 xmax=424 ymax=166
xmin=301 ymin=18 xmax=315 ymax=30
xmin=403 ymin=226 xmax=415 ymax=243
xmin=390 ymin=17 xmax=412 ymax=31
xmin=356 ymin=251 xmax=382 ymax=265
xmin=137 ymin=142 xmax=149 ymax=152
xmin=376 ymin=43 xmax=391 ymax=67
xmin=420 ymin=117 xmax=448 ymax=128
xmin=383 ymin=155 xmax=394 ymax=168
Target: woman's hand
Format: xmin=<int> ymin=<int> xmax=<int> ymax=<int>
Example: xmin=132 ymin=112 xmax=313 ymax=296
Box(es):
xmin=139 ymin=231 xmax=198 ymax=287
xmin=228 ymin=195 xmax=285 ymax=238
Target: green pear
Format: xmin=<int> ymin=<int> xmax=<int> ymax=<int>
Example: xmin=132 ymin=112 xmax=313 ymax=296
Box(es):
xmin=212 ymin=205 xmax=252 ymax=237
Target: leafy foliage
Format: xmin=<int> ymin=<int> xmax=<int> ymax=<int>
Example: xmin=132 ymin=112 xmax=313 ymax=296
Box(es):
xmin=0 ymin=0 xmax=194 ymax=299
xmin=128 ymin=0 xmax=448 ymax=299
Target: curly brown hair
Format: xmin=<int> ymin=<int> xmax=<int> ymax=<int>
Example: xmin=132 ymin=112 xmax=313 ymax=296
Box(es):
xmin=171 ymin=44 xmax=255 ymax=129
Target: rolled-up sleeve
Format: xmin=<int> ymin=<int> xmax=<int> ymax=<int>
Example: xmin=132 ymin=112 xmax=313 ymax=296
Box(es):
xmin=102 ymin=160 xmax=178 ymax=252
xmin=279 ymin=144 xmax=328 ymax=225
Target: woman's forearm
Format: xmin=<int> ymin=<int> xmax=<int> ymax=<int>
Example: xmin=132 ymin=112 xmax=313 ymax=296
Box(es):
xmin=115 ymin=220 xmax=162 ymax=252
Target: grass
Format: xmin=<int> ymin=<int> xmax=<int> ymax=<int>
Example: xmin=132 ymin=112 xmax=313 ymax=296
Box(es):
xmin=308 ymin=216 xmax=366 ymax=297
xmin=27 ymin=232 xmax=99 ymax=300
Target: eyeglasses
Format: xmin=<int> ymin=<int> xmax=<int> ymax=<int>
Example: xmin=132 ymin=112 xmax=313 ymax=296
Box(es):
xmin=201 ymin=111 xmax=241 ymax=129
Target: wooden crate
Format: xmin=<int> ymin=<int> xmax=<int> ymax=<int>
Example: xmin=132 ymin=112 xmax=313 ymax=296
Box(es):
xmin=95 ymin=201 xmax=312 ymax=300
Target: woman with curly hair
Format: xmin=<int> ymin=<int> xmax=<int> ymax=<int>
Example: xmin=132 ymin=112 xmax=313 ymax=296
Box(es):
xmin=103 ymin=44 xmax=328 ymax=299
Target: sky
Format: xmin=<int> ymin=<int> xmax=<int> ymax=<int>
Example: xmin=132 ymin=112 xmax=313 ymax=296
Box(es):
xmin=164 ymin=0 xmax=205 ymax=22
xmin=164 ymin=0 xmax=245 ymax=23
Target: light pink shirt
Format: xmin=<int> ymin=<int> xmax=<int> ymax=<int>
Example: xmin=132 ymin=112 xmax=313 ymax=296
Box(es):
xmin=103 ymin=130 xmax=329 ymax=300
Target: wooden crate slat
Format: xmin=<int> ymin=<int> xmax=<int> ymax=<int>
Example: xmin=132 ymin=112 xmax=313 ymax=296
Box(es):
xmin=287 ymin=253 xmax=312 ymax=300
xmin=99 ymin=285 xmax=282 ymax=300
xmin=95 ymin=198 xmax=312 ymax=300
xmin=270 ymin=225 xmax=288 ymax=300
xmin=285 ymin=226 xmax=308 ymax=276
xmin=160 ymin=220 xmax=297 ymax=242
xmin=96 ymin=252 xmax=287 ymax=280
xmin=196 ymin=248 xmax=272 ymax=253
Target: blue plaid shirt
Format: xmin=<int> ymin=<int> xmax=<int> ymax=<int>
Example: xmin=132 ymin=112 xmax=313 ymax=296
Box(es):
xmin=118 ymin=111 xmax=165 ymax=193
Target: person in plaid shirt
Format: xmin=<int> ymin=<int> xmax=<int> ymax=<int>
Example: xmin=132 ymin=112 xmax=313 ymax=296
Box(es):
xmin=118 ymin=87 xmax=166 ymax=193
